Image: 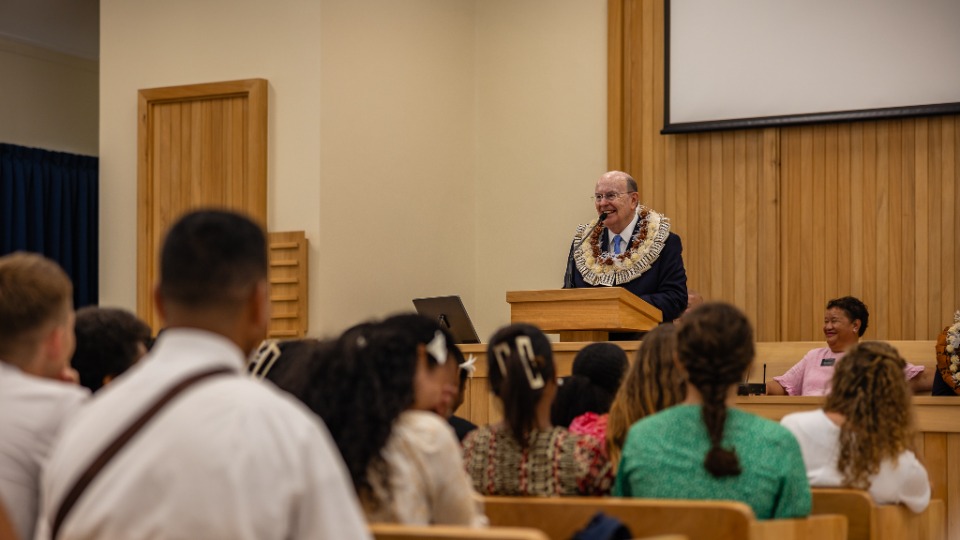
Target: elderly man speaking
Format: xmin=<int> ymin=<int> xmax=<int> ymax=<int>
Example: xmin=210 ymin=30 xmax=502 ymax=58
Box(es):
xmin=564 ymin=171 xmax=688 ymax=327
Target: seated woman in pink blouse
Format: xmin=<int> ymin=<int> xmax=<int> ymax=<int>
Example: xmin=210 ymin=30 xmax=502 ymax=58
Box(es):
xmin=781 ymin=342 xmax=930 ymax=512
xmin=766 ymin=296 xmax=931 ymax=395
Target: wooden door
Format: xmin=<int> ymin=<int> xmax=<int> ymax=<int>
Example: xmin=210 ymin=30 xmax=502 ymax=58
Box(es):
xmin=137 ymin=78 xmax=268 ymax=330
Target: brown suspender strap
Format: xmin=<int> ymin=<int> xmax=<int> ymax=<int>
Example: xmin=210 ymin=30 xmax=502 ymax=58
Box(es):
xmin=50 ymin=366 xmax=233 ymax=539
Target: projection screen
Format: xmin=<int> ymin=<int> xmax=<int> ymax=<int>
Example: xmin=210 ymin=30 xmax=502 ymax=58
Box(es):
xmin=664 ymin=0 xmax=960 ymax=133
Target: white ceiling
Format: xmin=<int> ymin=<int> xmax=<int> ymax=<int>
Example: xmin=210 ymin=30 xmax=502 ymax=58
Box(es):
xmin=0 ymin=0 xmax=99 ymax=60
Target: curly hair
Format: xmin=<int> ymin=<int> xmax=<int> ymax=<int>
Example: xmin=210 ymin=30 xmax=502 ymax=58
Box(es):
xmin=823 ymin=341 xmax=914 ymax=489
xmin=487 ymin=323 xmax=555 ymax=448
xmin=606 ymin=323 xmax=685 ymax=465
xmin=550 ymin=343 xmax=628 ymax=427
xmin=293 ymin=315 xmax=447 ymax=508
xmin=677 ymin=302 xmax=755 ymax=478
xmin=827 ymin=296 xmax=869 ymax=337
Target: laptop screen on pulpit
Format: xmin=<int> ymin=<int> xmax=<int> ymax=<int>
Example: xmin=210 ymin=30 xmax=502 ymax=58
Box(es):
xmin=412 ymin=295 xmax=481 ymax=345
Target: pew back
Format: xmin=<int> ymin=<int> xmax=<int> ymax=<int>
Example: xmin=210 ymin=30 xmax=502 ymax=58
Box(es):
xmin=482 ymin=496 xmax=847 ymax=540
xmin=369 ymin=523 xmax=549 ymax=540
xmin=811 ymin=488 xmax=946 ymax=540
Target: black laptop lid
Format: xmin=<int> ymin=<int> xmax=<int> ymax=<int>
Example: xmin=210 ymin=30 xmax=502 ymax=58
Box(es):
xmin=412 ymin=295 xmax=481 ymax=344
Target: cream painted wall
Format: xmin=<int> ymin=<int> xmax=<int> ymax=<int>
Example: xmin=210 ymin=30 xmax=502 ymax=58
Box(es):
xmin=474 ymin=0 xmax=608 ymax=339
xmin=100 ymin=0 xmax=323 ymax=326
xmin=100 ymin=0 xmax=606 ymax=339
xmin=0 ymin=36 xmax=98 ymax=156
xmin=318 ymin=0 xmax=476 ymax=337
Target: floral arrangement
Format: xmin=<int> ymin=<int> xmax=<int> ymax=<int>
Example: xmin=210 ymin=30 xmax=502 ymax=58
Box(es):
xmin=571 ymin=206 xmax=670 ymax=287
xmin=936 ymin=310 xmax=960 ymax=393
xmin=945 ymin=312 xmax=960 ymax=383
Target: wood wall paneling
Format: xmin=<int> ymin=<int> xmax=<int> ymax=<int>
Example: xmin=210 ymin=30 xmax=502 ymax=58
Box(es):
xmin=267 ymin=231 xmax=309 ymax=339
xmin=609 ymin=0 xmax=960 ymax=340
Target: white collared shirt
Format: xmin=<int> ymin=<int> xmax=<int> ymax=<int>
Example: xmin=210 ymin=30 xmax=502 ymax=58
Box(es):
xmin=606 ymin=210 xmax=639 ymax=251
xmin=0 ymin=362 xmax=88 ymax=540
xmin=37 ymin=328 xmax=370 ymax=540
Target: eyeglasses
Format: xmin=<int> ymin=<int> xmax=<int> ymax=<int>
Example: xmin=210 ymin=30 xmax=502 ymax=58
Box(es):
xmin=591 ymin=191 xmax=636 ymax=203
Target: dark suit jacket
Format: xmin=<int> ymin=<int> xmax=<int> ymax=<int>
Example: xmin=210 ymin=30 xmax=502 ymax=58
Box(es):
xmin=564 ymin=226 xmax=688 ymax=324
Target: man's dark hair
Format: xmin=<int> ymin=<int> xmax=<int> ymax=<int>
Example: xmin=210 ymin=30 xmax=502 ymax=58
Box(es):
xmin=158 ymin=210 xmax=268 ymax=308
xmin=72 ymin=307 xmax=152 ymax=392
xmin=826 ymin=296 xmax=869 ymax=337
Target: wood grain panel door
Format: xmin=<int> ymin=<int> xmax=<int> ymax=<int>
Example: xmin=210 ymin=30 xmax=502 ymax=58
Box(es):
xmin=137 ymin=79 xmax=268 ymax=330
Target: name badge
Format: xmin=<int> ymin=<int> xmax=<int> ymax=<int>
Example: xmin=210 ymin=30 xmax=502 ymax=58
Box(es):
xmin=821 ymin=358 xmax=836 ymax=367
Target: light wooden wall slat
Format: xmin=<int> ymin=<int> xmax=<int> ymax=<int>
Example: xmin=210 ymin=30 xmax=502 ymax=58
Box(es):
xmin=609 ymin=0 xmax=960 ymax=341
xmin=267 ymin=231 xmax=309 ymax=339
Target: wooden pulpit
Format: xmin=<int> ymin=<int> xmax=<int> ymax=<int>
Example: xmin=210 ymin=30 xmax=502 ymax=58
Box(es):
xmin=505 ymin=288 xmax=662 ymax=342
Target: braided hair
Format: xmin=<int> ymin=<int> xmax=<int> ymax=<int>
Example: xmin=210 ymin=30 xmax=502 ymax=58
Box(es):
xmin=823 ymin=341 xmax=914 ymax=489
xmin=487 ymin=323 xmax=555 ymax=448
xmin=677 ymin=302 xmax=755 ymax=477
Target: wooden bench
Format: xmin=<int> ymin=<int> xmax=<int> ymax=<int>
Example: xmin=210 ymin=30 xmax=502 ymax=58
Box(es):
xmin=482 ymin=496 xmax=847 ymax=540
xmin=369 ymin=523 xmax=549 ymax=540
xmin=811 ymin=488 xmax=946 ymax=540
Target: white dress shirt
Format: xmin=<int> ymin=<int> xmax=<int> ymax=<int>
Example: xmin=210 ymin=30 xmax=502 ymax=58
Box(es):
xmin=0 ymin=362 xmax=88 ymax=540
xmin=606 ymin=211 xmax=639 ymax=251
xmin=36 ymin=328 xmax=370 ymax=540
xmin=781 ymin=409 xmax=930 ymax=512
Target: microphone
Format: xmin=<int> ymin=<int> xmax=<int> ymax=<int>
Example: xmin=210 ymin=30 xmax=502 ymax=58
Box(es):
xmin=578 ymin=212 xmax=607 ymax=248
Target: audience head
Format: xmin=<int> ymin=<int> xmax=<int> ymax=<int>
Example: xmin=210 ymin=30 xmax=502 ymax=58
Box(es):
xmin=250 ymin=338 xmax=323 ymax=399
xmin=824 ymin=341 xmax=913 ymax=489
xmin=487 ymin=323 xmax=555 ymax=447
xmin=595 ymin=170 xmax=640 ymax=234
xmin=677 ymin=302 xmax=755 ymax=478
xmin=0 ymin=252 xmax=75 ymax=380
xmin=607 ymin=323 xmax=685 ymax=464
xmin=824 ymin=296 xmax=868 ymax=351
xmin=550 ymin=343 xmax=628 ymax=427
xmin=292 ymin=314 xmax=452 ymax=505
xmin=432 ymin=336 xmax=467 ymax=418
xmin=71 ymin=307 xmax=152 ymax=392
xmin=381 ymin=313 xmax=457 ymax=413
xmin=155 ymin=209 xmax=269 ymax=355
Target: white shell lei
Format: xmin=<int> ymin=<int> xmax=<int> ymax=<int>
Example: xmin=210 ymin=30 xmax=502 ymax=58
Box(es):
xmin=572 ymin=206 xmax=670 ymax=286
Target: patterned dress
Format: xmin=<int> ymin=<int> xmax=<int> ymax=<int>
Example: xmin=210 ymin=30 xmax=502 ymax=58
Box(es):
xmin=462 ymin=424 xmax=613 ymax=496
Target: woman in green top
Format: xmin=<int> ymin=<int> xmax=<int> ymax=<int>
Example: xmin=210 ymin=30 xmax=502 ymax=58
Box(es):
xmin=614 ymin=302 xmax=811 ymax=519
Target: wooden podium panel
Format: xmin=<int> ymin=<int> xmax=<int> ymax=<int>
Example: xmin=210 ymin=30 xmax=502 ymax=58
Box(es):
xmin=506 ymin=288 xmax=662 ymax=342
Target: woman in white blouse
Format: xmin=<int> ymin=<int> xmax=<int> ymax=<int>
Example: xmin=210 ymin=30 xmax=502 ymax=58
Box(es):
xmin=781 ymin=341 xmax=930 ymax=512
xmin=275 ymin=314 xmax=486 ymax=527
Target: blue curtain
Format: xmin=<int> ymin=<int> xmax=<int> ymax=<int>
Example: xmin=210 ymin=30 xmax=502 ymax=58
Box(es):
xmin=0 ymin=143 xmax=99 ymax=307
